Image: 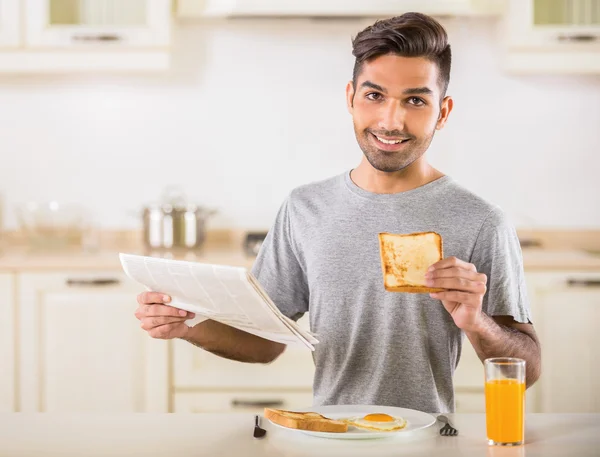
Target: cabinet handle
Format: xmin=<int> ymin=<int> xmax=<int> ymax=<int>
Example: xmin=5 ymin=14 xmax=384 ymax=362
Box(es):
xmin=231 ymin=399 xmax=284 ymax=408
xmin=66 ymin=278 xmax=121 ymax=287
xmin=566 ymin=279 xmax=600 ymax=288
xmin=557 ymin=34 xmax=598 ymax=42
xmin=72 ymin=34 xmax=122 ymax=42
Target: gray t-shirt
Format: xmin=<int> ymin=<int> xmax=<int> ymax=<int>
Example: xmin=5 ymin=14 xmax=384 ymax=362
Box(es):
xmin=251 ymin=171 xmax=531 ymax=413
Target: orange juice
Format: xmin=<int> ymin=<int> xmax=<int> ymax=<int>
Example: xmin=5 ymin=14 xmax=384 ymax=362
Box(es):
xmin=485 ymin=379 xmax=525 ymax=444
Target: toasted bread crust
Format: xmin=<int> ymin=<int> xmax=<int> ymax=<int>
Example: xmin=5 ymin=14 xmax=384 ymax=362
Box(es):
xmin=384 ymin=285 xmax=445 ymax=293
xmin=378 ymin=232 xmax=444 ymax=294
xmin=264 ymin=408 xmax=348 ymax=433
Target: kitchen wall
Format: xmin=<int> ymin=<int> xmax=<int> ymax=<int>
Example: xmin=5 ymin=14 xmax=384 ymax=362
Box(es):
xmin=0 ymin=17 xmax=599 ymax=232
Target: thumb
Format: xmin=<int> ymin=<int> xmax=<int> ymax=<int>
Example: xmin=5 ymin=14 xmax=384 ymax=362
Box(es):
xmin=171 ymin=322 xmax=191 ymax=339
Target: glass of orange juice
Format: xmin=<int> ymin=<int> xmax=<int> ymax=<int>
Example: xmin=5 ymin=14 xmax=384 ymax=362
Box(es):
xmin=484 ymin=357 xmax=526 ymax=446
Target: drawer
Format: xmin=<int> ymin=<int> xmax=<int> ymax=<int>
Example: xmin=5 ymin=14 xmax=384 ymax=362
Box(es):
xmin=173 ymin=390 xmax=313 ymax=414
xmin=173 ymin=341 xmax=315 ymax=389
xmin=455 ymin=390 xmax=485 ymax=413
xmin=173 ymin=315 xmax=315 ymax=389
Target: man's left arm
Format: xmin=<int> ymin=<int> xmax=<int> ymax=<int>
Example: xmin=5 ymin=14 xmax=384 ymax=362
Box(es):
xmin=425 ymin=256 xmax=541 ymax=388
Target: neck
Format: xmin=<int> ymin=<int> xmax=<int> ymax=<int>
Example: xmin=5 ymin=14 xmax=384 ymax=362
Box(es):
xmin=350 ymin=156 xmax=444 ymax=194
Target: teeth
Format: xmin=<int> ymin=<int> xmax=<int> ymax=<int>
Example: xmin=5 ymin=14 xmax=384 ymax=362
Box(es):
xmin=375 ymin=135 xmax=405 ymax=145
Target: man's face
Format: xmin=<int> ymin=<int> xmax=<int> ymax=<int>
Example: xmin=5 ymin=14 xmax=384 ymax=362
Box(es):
xmin=346 ymin=54 xmax=452 ymax=173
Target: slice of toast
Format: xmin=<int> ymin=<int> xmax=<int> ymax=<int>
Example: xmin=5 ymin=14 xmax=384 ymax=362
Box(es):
xmin=378 ymin=231 xmax=444 ymax=293
xmin=264 ymin=408 xmax=348 ymax=433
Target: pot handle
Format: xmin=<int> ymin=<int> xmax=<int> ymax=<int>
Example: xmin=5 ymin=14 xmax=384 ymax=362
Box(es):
xmin=160 ymin=186 xmax=187 ymax=206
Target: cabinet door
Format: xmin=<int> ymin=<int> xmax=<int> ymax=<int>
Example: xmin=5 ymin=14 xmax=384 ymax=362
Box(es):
xmin=528 ymin=271 xmax=600 ymax=413
xmin=18 ymin=271 xmax=169 ymax=413
xmin=537 ymin=280 xmax=600 ymax=412
xmin=504 ymin=0 xmax=600 ymax=73
xmin=0 ymin=274 xmax=15 ymax=412
xmin=0 ymin=0 xmax=19 ymax=47
xmin=453 ymin=338 xmax=485 ymax=412
xmin=507 ymin=0 xmax=600 ymax=47
xmin=25 ymin=0 xmax=171 ymax=47
xmin=172 ymin=314 xmax=315 ymax=390
xmin=173 ymin=391 xmax=313 ymax=414
xmin=178 ymin=0 xmax=501 ymax=17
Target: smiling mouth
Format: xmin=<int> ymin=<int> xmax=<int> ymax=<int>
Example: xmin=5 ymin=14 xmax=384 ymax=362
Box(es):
xmin=370 ymin=132 xmax=411 ymax=148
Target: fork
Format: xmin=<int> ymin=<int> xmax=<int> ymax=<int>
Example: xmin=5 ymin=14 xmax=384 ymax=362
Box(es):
xmin=253 ymin=415 xmax=267 ymax=439
xmin=438 ymin=415 xmax=458 ymax=436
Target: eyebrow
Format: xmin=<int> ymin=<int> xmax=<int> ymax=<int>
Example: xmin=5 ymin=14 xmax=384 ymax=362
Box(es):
xmin=359 ymin=81 xmax=434 ymax=97
xmin=403 ymin=87 xmax=434 ymax=96
xmin=360 ymin=81 xmax=387 ymax=93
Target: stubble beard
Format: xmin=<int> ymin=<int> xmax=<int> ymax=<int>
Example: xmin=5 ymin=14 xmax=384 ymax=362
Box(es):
xmin=355 ymin=126 xmax=436 ymax=173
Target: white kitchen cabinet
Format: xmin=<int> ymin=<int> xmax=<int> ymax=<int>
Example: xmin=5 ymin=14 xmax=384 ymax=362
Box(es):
xmin=503 ymin=0 xmax=600 ymax=73
xmin=454 ymin=391 xmax=485 ymax=413
xmin=18 ymin=271 xmax=169 ymax=413
xmin=26 ymin=0 xmax=171 ymax=48
xmin=173 ymin=391 xmax=313 ymax=414
xmin=526 ymin=271 xmax=600 ymax=413
xmin=454 ymin=338 xmax=485 ymax=413
xmin=172 ymin=314 xmax=315 ymax=390
xmin=0 ymin=273 xmax=15 ymax=412
xmin=171 ymin=314 xmax=315 ymax=414
xmin=0 ymin=0 xmax=19 ymax=47
xmin=453 ymin=333 xmax=537 ymax=413
xmin=0 ymin=0 xmax=171 ymax=72
xmin=173 ymin=339 xmax=315 ymax=389
xmin=178 ymin=0 xmax=503 ymax=18
xmin=454 ymin=337 xmax=484 ymax=390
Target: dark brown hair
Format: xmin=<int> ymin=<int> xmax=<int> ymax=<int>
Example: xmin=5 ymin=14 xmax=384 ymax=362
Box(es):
xmin=351 ymin=12 xmax=452 ymax=98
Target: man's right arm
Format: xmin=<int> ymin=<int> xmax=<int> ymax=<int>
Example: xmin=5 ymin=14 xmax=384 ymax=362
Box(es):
xmin=183 ymin=319 xmax=286 ymax=364
xmin=135 ymin=292 xmax=286 ymax=364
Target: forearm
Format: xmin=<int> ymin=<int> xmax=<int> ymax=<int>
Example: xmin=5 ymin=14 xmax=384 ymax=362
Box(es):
xmin=180 ymin=319 xmax=286 ymax=364
xmin=465 ymin=313 xmax=541 ymax=388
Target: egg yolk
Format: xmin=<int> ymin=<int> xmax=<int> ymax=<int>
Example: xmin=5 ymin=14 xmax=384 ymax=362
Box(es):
xmin=363 ymin=413 xmax=394 ymax=422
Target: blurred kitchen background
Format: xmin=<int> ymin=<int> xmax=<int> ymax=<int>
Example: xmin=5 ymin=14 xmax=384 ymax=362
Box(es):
xmin=0 ymin=0 xmax=599 ymax=416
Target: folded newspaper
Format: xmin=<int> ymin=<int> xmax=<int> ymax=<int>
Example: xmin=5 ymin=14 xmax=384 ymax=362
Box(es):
xmin=119 ymin=253 xmax=318 ymax=350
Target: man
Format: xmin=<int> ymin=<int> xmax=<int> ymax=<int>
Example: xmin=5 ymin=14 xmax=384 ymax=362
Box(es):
xmin=135 ymin=12 xmax=541 ymax=413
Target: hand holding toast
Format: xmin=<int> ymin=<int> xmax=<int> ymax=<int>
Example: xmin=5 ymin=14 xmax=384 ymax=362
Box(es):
xmin=425 ymin=257 xmax=487 ymax=332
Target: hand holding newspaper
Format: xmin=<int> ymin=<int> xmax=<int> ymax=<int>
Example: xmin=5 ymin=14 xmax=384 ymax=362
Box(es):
xmin=120 ymin=253 xmax=318 ymax=350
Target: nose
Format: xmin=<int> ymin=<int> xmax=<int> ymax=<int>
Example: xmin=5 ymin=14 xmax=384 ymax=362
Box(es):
xmin=378 ymin=100 xmax=405 ymax=132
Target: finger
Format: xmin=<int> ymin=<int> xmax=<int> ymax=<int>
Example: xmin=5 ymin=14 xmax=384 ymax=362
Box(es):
xmin=135 ymin=304 xmax=193 ymax=319
xmin=148 ymin=322 xmax=189 ymax=340
xmin=429 ymin=257 xmax=477 ymax=273
xmin=426 ymin=267 xmax=486 ymax=284
xmin=430 ymin=290 xmax=482 ymax=305
xmin=137 ymin=291 xmax=171 ymax=305
xmin=425 ymin=277 xmax=487 ymax=294
xmin=141 ymin=316 xmax=190 ymax=331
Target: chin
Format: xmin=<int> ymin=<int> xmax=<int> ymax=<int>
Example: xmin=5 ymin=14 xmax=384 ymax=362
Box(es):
xmin=364 ymin=151 xmax=417 ymax=173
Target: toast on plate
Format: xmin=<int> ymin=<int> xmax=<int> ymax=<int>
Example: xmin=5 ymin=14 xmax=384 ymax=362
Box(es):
xmin=264 ymin=408 xmax=348 ymax=433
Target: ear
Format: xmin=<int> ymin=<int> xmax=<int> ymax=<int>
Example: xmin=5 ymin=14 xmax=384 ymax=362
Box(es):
xmin=436 ymin=96 xmax=453 ymax=130
xmin=345 ymin=80 xmax=355 ymax=114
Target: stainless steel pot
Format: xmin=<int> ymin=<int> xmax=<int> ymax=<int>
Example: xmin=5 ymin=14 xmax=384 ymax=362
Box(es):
xmin=142 ymin=188 xmax=216 ymax=250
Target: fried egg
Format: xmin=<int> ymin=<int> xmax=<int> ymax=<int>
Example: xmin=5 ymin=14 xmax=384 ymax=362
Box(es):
xmin=342 ymin=413 xmax=407 ymax=432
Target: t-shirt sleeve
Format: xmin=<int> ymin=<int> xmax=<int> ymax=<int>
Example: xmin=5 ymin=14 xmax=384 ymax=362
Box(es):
xmin=469 ymin=207 xmax=532 ymax=324
xmin=250 ymin=196 xmax=309 ymax=321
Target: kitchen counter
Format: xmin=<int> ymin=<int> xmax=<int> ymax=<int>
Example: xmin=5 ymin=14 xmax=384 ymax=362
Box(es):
xmin=0 ymin=247 xmax=256 ymax=271
xmin=0 ymin=413 xmax=598 ymax=457
xmin=0 ymin=246 xmax=599 ymax=271
xmin=521 ymin=248 xmax=600 ymax=271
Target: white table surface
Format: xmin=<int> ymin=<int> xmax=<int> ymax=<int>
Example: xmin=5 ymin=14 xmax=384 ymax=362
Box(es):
xmin=0 ymin=413 xmax=598 ymax=457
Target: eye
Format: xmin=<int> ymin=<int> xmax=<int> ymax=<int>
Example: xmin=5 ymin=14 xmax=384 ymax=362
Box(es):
xmin=366 ymin=92 xmax=383 ymax=101
xmin=408 ymin=97 xmax=425 ymax=106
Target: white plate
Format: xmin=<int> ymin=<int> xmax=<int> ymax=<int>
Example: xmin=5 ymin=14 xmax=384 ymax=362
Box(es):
xmin=267 ymin=404 xmax=436 ymax=440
